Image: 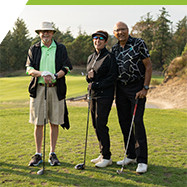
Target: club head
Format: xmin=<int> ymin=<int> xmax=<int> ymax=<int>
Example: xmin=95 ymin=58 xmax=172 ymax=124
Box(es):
xmin=37 ymin=169 xmax=44 ymax=175
xmin=75 ymin=163 xmax=85 ymax=170
xmin=116 ymin=168 xmax=124 ymax=174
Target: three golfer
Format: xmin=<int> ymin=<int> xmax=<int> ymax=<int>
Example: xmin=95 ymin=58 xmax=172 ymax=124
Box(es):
xmin=26 ymin=21 xmax=151 ymax=174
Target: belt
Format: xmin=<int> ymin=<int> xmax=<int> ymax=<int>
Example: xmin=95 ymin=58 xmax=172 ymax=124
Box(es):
xmin=39 ymin=83 xmax=56 ymax=87
xmin=118 ymin=79 xmax=143 ymax=86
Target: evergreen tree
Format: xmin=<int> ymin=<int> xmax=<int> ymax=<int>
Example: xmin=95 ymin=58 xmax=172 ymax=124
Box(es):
xmin=141 ymin=13 xmax=155 ymax=51
xmin=130 ymin=13 xmax=155 ymax=51
xmin=173 ymin=16 xmax=187 ymax=56
xmin=107 ymin=35 xmax=117 ymax=50
xmin=0 ymin=31 xmax=13 ymax=72
xmin=11 ymin=18 xmax=31 ymax=70
xmin=67 ymin=33 xmax=93 ymax=66
xmin=52 ymin=24 xmax=74 ymax=44
xmin=150 ymin=7 xmax=173 ymax=70
xmin=31 ymin=35 xmax=40 ymax=46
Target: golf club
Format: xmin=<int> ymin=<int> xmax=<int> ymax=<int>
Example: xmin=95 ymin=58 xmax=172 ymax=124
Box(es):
xmin=117 ymin=99 xmax=138 ymax=174
xmin=75 ymin=90 xmax=91 ymax=170
xmin=37 ymin=83 xmax=47 ymax=175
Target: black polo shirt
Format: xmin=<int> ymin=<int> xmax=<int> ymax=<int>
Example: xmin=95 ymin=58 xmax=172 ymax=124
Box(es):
xmin=112 ymin=35 xmax=150 ymax=84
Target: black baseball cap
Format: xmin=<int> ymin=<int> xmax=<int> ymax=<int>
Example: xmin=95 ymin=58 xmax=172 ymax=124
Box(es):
xmin=92 ymin=31 xmax=108 ymax=41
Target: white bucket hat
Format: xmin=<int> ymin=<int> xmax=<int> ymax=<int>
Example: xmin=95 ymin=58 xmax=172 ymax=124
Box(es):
xmin=35 ymin=22 xmax=56 ymax=34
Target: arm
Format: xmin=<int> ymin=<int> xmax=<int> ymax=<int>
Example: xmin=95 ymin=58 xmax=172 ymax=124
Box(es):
xmin=135 ymin=57 xmax=152 ymax=99
xmin=60 ymin=45 xmax=72 ymax=75
xmin=28 ymin=68 xmax=41 ymax=77
xmin=28 ymin=69 xmax=54 ymax=84
xmin=26 ymin=47 xmax=42 ymax=78
xmin=55 ymin=70 xmax=65 ymax=79
xmin=86 ymin=55 xmax=94 ymax=84
xmin=54 ymin=47 xmax=72 ymax=81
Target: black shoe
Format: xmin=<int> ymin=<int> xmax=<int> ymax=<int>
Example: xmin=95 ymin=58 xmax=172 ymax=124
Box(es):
xmin=28 ymin=154 xmax=42 ymax=166
xmin=48 ymin=153 xmax=61 ymax=166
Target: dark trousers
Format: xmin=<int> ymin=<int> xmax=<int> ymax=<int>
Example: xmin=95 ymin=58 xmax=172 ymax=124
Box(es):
xmin=116 ymin=81 xmax=148 ymax=164
xmin=91 ymin=97 xmax=113 ymax=159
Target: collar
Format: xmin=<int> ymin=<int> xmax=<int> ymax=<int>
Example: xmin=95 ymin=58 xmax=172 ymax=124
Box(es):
xmin=117 ymin=35 xmax=133 ymax=46
xmin=94 ymin=47 xmax=108 ymax=56
xmin=126 ymin=35 xmax=133 ymax=44
xmin=41 ymin=39 xmax=56 ymax=48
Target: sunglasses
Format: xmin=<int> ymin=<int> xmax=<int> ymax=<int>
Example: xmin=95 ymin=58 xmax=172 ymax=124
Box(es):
xmin=93 ymin=36 xmax=105 ymax=40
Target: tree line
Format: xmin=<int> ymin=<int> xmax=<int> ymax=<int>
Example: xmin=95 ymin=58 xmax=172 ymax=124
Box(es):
xmin=0 ymin=7 xmax=186 ymax=73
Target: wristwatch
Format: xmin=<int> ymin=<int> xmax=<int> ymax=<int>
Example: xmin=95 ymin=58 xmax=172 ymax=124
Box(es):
xmin=54 ymin=73 xmax=58 ymax=79
xmin=143 ymin=85 xmax=149 ymax=90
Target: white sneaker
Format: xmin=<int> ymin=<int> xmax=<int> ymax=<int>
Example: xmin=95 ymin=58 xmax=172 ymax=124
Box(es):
xmin=136 ymin=163 xmax=148 ymax=173
xmin=95 ymin=159 xmax=112 ymax=168
xmin=91 ymin=154 xmax=103 ymax=164
xmin=116 ymin=157 xmax=136 ymax=165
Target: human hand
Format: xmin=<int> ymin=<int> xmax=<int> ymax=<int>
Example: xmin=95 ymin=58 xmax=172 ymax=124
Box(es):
xmin=88 ymin=83 xmax=92 ymax=90
xmin=88 ymin=69 xmax=94 ymax=79
xmin=41 ymin=71 xmax=56 ymax=80
xmin=43 ymin=75 xmax=52 ymax=83
xmin=135 ymin=89 xmax=148 ymax=99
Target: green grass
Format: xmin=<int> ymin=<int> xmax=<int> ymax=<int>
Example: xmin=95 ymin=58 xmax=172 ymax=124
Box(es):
xmin=0 ymin=107 xmax=186 ymax=186
xmin=0 ymin=75 xmax=186 ymax=186
xmin=0 ymin=75 xmax=87 ymax=109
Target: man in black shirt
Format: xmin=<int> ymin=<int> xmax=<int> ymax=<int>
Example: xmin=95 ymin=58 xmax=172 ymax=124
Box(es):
xmin=112 ymin=21 xmax=152 ymax=173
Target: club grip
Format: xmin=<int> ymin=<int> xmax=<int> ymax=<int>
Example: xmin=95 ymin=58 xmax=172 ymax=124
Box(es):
xmin=133 ymin=99 xmax=138 ymax=116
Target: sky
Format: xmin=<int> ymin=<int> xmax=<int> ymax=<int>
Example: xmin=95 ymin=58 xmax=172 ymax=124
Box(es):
xmin=0 ymin=0 xmax=27 ymax=43
xmin=0 ymin=1 xmax=187 ymax=43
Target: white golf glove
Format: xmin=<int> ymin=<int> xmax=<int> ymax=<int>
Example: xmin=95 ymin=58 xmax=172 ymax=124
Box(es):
xmin=41 ymin=71 xmax=56 ymax=80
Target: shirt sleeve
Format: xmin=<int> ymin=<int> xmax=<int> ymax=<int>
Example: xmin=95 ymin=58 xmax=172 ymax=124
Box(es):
xmin=26 ymin=66 xmax=34 ymax=74
xmin=139 ymin=39 xmax=150 ymax=60
xmin=61 ymin=45 xmax=73 ymax=74
xmin=25 ymin=47 xmax=35 ymax=74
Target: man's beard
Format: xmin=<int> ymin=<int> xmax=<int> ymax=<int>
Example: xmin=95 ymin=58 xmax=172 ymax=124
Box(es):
xmin=42 ymin=37 xmax=50 ymax=43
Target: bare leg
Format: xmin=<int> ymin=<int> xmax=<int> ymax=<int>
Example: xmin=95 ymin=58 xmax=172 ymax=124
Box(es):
xmin=34 ymin=125 xmax=43 ymax=153
xmin=50 ymin=123 xmax=59 ymax=153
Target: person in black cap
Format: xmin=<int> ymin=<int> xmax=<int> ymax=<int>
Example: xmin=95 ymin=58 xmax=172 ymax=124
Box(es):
xmin=86 ymin=30 xmax=117 ymax=167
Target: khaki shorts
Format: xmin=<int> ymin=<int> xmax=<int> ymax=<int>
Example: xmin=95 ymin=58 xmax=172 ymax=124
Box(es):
xmin=29 ymin=85 xmax=64 ymax=125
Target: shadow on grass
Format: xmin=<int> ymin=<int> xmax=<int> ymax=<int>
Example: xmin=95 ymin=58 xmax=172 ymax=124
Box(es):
xmin=0 ymin=161 xmax=134 ymax=186
xmin=0 ymin=161 xmax=186 ymax=186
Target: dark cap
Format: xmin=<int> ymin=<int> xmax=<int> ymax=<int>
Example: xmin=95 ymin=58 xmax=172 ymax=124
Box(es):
xmin=92 ymin=30 xmax=108 ymax=41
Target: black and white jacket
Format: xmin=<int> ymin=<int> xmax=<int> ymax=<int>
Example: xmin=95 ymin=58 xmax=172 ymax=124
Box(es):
xmin=86 ymin=47 xmax=117 ymax=99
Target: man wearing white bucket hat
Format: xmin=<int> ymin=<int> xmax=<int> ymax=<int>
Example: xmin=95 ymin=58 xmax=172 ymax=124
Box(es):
xmin=26 ymin=21 xmax=72 ymax=167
